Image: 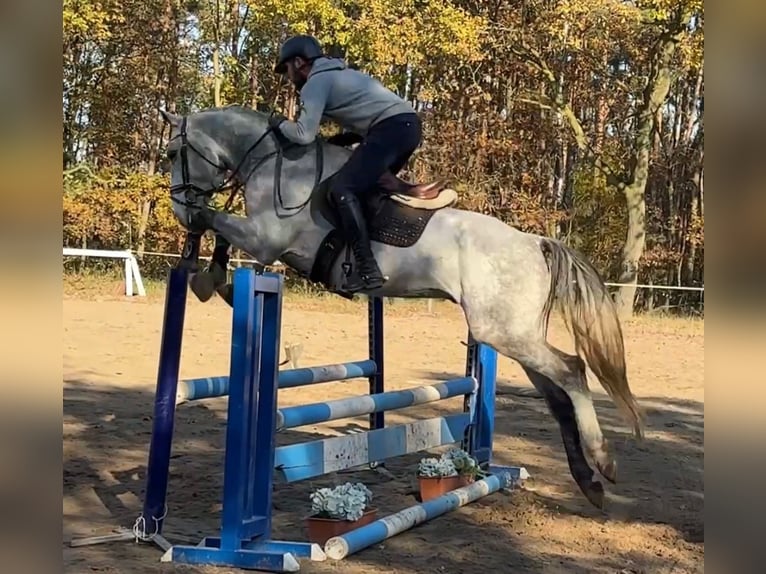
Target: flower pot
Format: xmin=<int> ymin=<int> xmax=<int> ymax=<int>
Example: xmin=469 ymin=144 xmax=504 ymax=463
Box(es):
xmin=418 ymin=474 xmax=474 ymax=502
xmin=304 ymin=508 xmax=378 ymax=546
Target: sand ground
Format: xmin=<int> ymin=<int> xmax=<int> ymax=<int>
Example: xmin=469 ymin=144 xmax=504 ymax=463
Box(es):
xmin=63 ymin=280 xmax=704 ymax=573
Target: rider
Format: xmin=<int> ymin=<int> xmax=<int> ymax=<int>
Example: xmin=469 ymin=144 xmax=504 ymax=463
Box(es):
xmin=269 ymin=34 xmax=423 ymax=292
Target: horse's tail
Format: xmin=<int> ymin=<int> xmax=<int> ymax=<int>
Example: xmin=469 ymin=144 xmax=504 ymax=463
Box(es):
xmin=539 ymin=238 xmax=644 ymax=440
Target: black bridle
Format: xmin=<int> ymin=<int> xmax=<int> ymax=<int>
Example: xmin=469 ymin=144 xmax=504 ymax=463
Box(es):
xmin=168 ymin=116 xmax=276 ymax=210
xmin=169 ymin=112 xmax=325 ymax=272
xmin=167 ymin=114 xmax=322 ymax=216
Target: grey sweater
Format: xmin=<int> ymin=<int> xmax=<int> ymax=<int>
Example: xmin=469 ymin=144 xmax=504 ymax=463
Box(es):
xmin=277 ymin=57 xmax=415 ymax=145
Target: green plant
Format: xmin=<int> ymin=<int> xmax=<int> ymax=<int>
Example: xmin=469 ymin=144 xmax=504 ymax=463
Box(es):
xmin=309 ymin=482 xmax=373 ymax=521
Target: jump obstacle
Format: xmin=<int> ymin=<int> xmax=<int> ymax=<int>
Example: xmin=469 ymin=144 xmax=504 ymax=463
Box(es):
xmin=70 ymin=266 xmax=529 ymax=572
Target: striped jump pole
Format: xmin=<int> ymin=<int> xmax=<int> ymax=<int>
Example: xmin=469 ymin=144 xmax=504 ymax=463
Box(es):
xmin=324 ymin=472 xmax=516 ymax=560
xmin=175 ymin=360 xmax=378 ymax=404
xmin=275 ymin=377 xmax=476 ymax=430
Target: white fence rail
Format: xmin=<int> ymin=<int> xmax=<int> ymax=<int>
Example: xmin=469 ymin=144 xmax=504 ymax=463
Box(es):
xmin=141 ymin=251 xmax=703 ymax=293
xmin=63 ymin=248 xmax=146 ymax=297
xmin=62 ymin=248 xmax=704 ymax=299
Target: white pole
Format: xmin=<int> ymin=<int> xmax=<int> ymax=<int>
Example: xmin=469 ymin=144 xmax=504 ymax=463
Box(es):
xmin=129 ymin=255 xmax=146 ymax=296
xmin=125 ymin=257 xmax=133 ymax=297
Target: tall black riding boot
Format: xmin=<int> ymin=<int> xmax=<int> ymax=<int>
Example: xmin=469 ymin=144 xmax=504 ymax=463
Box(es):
xmin=333 ymin=193 xmax=387 ymax=292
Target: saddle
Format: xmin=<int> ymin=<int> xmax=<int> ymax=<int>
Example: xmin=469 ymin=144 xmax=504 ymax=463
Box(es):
xmin=377 ymin=171 xmax=449 ymax=202
xmin=307 ymin=147 xmax=458 ymax=294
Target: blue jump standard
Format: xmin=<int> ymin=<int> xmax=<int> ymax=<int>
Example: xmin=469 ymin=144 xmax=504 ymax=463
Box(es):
xmin=163 ymin=269 xmax=324 ymax=572
xmin=142 ymin=266 xmax=527 ymax=572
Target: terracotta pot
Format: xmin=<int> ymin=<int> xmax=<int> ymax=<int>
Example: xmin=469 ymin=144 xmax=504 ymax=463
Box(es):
xmin=304 ymin=508 xmax=378 ymax=546
xmin=418 ymin=474 xmax=474 ymax=502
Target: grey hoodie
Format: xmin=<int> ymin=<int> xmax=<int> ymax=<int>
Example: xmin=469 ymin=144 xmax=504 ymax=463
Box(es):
xmin=277 ymin=57 xmax=415 ymax=145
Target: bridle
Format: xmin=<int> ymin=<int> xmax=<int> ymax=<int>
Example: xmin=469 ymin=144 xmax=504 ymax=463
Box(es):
xmin=168 ymin=115 xmax=277 ymax=212
xmin=167 ymin=113 xmax=324 ymax=218
xmin=168 ymin=110 xmax=326 ymax=272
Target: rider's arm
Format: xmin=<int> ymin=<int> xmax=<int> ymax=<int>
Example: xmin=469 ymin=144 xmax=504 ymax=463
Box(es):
xmin=276 ymin=75 xmax=330 ymax=145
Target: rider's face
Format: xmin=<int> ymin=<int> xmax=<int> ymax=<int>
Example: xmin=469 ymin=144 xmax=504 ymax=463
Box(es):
xmin=286 ymin=58 xmax=308 ymax=89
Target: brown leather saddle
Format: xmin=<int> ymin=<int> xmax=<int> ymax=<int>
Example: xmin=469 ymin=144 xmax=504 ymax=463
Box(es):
xmin=376 ymin=171 xmax=448 ymax=201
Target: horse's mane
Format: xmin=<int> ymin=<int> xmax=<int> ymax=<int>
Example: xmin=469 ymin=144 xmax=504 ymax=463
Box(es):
xmin=191 ymin=104 xmax=272 ymax=137
xmin=193 ymin=103 xmax=348 ymax=155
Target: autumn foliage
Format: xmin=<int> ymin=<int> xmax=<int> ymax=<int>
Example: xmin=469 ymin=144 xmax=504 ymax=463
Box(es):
xmin=63 ymin=0 xmax=704 ymax=313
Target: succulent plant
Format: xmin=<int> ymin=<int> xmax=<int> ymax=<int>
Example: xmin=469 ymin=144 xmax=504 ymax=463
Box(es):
xmin=309 ymin=482 xmax=373 ymax=521
xmin=418 ymin=448 xmax=486 ymax=478
xmin=417 ymin=456 xmax=459 ymax=477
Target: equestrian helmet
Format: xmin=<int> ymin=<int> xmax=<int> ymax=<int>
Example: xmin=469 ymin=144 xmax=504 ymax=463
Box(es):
xmin=274 ymin=35 xmax=323 ymax=73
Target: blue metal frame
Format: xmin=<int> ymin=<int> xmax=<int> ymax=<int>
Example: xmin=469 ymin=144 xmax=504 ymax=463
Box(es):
xmin=368 ymin=296 xmax=385 ymax=431
xmin=167 ymin=268 xmax=321 ymax=571
xmin=140 ymin=267 xmax=189 ymax=536
xmin=463 ymin=332 xmax=498 ymax=467
xmin=150 ymin=270 xmax=525 ymax=572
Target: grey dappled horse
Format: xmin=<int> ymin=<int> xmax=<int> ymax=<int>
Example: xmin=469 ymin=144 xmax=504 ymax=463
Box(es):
xmin=160 ymin=105 xmax=644 ymax=509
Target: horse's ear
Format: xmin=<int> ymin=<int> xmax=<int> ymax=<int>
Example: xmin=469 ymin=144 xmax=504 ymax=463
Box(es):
xmin=160 ymin=109 xmax=181 ymax=127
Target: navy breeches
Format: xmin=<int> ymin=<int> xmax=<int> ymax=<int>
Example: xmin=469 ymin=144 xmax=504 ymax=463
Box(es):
xmin=330 ymin=112 xmax=422 ymax=202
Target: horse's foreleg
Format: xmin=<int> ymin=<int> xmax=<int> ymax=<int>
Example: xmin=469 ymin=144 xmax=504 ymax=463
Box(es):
xmin=188 ymin=210 xmax=273 ymax=308
xmin=189 ymin=233 xmax=231 ymax=302
xmin=208 ymin=211 xmax=282 ymax=265
xmin=176 ymin=230 xmax=203 ymax=272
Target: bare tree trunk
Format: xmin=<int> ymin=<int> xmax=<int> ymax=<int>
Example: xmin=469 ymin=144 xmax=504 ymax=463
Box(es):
xmin=613 ymin=21 xmax=687 ymax=317
xmin=685 ymin=136 xmax=703 ymax=284
xmin=213 ymin=0 xmax=222 ymax=107
xmin=249 ymin=52 xmax=259 ymax=108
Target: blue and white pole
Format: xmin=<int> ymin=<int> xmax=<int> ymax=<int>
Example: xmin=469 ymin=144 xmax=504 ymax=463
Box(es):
xmin=324 ymin=471 xmax=515 ymax=560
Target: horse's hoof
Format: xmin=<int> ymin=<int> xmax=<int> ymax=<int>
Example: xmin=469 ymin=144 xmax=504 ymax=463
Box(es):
xmin=582 ymin=480 xmax=605 ymax=509
xmin=218 ymin=284 xmax=234 ymax=308
xmin=190 ymin=272 xmax=217 ymax=302
xmin=597 ymin=458 xmax=618 ymax=484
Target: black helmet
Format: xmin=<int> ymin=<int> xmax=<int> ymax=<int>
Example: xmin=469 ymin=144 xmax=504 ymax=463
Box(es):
xmin=274 ymin=35 xmax=323 ymax=73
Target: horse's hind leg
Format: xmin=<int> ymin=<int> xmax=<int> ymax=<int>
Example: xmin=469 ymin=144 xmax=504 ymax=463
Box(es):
xmin=523 ymin=366 xmax=606 ymax=508
xmin=516 ymin=340 xmax=617 ymax=485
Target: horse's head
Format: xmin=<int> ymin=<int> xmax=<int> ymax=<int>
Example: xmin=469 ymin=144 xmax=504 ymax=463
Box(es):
xmin=160 ymin=107 xmax=277 ymax=228
xmin=160 ymin=109 xmax=236 ymax=229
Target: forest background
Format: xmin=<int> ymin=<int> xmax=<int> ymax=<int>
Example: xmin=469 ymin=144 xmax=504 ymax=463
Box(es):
xmin=62 ymin=0 xmax=704 ymax=315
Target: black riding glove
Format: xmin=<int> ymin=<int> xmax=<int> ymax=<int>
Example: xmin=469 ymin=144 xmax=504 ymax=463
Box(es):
xmin=268 ymin=113 xmax=287 ymax=133
xmin=267 ymin=113 xmax=293 ymax=148
xmin=327 ymin=131 xmax=364 ymax=148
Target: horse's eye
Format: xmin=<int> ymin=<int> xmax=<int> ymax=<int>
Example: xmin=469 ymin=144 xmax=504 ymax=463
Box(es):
xmin=167 ymin=149 xmax=178 ymax=161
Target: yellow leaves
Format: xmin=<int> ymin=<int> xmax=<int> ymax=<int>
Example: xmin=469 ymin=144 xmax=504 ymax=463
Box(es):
xmin=257 ymin=0 xmax=485 ymax=79
xmin=245 ymin=0 xmax=349 ymax=40
xmin=419 ymin=0 xmax=486 ymax=61
xmin=63 ymin=0 xmax=124 ymax=42
xmin=636 ymin=0 xmax=703 ymax=21
xmin=543 ymin=0 xmax=642 ymax=51
xmin=63 ymin=167 xmax=173 ymax=249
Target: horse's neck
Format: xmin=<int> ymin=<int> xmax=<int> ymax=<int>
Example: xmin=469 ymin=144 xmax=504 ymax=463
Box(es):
xmin=205 ymin=109 xmax=274 ymax=167
xmin=241 ymin=140 xmax=340 ymax=275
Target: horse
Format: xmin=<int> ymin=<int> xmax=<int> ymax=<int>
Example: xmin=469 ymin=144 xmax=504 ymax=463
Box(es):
xmin=159 ymin=104 xmax=644 ymax=510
